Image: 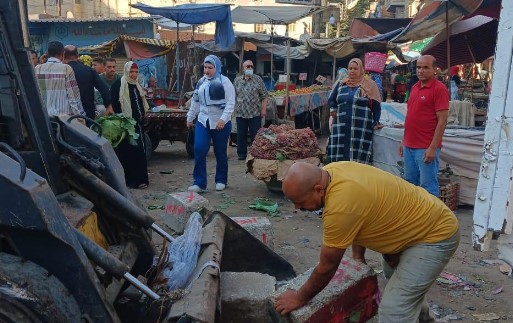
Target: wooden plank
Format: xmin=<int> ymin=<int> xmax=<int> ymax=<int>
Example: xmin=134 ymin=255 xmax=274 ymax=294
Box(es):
xmin=472 ymin=1 xmax=513 ymax=250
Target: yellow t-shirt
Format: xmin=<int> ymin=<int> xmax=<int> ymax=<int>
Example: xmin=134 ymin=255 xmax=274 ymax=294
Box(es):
xmin=322 ymin=162 xmax=459 ymax=254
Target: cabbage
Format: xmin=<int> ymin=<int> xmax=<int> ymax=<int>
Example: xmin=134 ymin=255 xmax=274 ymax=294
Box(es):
xmin=96 ymin=114 xmax=139 ymax=148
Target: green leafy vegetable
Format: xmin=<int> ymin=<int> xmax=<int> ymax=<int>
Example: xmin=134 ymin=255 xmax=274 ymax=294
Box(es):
xmin=96 ymin=114 xmax=140 ymax=148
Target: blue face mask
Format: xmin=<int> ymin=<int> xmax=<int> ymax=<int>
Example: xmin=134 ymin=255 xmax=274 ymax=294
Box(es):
xmin=244 ymin=69 xmax=253 ymax=76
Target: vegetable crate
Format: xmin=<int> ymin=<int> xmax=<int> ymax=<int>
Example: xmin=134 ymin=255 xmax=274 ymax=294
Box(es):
xmin=439 ymin=183 xmax=460 ymax=211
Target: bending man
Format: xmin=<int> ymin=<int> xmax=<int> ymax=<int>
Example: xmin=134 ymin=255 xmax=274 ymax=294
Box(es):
xmin=275 ymin=161 xmax=459 ymax=322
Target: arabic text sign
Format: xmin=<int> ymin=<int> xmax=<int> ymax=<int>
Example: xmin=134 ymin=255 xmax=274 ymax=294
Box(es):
xmin=49 ymin=20 xmax=153 ymax=47
xmin=315 ymin=75 xmax=327 ymax=84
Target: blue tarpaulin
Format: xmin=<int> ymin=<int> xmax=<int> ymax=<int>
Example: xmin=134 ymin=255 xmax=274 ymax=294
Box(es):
xmin=131 ymin=3 xmax=235 ymax=49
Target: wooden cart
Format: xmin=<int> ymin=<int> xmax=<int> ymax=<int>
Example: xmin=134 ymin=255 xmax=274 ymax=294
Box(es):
xmin=142 ymin=109 xmax=194 ymax=158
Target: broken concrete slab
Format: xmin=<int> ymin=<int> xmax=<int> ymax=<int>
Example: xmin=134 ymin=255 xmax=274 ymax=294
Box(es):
xmin=232 ymin=216 xmax=274 ymax=249
xmin=220 ymin=271 xmax=277 ymax=323
xmin=270 ymin=258 xmax=379 ymax=322
xmin=163 ymin=191 xmax=208 ymax=233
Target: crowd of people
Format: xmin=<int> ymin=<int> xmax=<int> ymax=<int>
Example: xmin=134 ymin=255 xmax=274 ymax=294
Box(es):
xmin=32 ymin=41 xmax=150 ymax=189
xmin=31 ymin=42 xmax=458 ymax=320
xmin=274 ymin=54 xmax=455 ymax=322
xmin=31 ymin=45 xmax=269 ymax=193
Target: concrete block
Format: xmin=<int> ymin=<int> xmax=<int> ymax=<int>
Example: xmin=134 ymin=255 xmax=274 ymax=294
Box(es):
xmin=163 ymin=191 xmax=208 ymax=233
xmin=271 ymin=259 xmax=379 ymax=322
xmin=220 ymin=271 xmax=277 ymax=323
xmin=232 ymin=216 xmax=274 ymax=248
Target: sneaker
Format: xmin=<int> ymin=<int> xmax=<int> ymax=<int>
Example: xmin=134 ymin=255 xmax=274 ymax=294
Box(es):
xmin=188 ymin=185 xmax=204 ymax=193
xmin=215 ymin=183 xmax=226 ymax=191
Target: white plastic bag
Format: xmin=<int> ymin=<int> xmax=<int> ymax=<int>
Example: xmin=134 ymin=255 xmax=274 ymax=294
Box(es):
xmin=162 ymin=212 xmax=203 ymax=290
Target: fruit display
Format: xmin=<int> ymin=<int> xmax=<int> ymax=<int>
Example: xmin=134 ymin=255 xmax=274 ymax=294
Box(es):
xmin=78 ymin=55 xmax=92 ymax=67
xmin=269 ymin=84 xmax=332 ymax=96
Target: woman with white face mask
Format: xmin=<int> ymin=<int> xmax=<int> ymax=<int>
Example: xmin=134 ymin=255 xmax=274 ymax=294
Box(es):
xmin=186 ymin=55 xmax=236 ymax=192
xmin=232 ymin=60 xmax=268 ymax=160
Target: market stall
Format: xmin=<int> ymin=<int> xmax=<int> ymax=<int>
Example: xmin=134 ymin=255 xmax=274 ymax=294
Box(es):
xmin=269 ymin=85 xmax=331 ymax=132
xmin=269 ymin=85 xmax=332 ymax=131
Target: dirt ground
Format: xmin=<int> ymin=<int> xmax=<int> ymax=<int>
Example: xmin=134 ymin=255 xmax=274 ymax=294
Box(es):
xmin=131 ymin=139 xmax=513 ymax=322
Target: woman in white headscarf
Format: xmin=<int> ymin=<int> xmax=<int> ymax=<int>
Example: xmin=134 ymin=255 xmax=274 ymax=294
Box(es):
xmin=110 ymin=61 xmax=150 ymax=189
xmin=186 ymin=55 xmax=235 ymax=192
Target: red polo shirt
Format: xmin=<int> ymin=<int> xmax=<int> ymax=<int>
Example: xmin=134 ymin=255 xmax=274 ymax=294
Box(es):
xmin=403 ymin=78 xmax=449 ymax=148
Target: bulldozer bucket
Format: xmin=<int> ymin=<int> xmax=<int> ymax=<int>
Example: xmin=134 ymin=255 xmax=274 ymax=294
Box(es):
xmin=166 ymin=211 xmax=296 ymax=322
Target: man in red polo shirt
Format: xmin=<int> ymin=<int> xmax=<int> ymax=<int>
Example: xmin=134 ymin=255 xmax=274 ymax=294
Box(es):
xmin=399 ymin=55 xmax=449 ymax=196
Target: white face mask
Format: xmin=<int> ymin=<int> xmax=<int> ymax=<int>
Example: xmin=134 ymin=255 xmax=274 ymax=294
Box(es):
xmin=244 ymin=69 xmax=253 ymax=76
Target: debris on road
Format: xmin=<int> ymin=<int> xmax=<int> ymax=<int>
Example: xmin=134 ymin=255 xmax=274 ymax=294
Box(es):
xmin=472 ymin=313 xmax=501 ymax=321
xmin=249 ymin=198 xmax=279 ymax=216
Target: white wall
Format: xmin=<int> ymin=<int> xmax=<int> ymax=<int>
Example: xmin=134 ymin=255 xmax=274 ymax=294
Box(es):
xmin=472 ymin=0 xmax=513 ymax=254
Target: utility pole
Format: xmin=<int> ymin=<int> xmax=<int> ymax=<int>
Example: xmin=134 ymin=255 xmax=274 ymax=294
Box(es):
xmin=313 ymin=0 xmax=321 ymax=38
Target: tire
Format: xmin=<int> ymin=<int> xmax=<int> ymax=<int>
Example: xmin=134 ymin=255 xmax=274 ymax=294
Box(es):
xmin=185 ymin=128 xmax=194 ymax=158
xmin=147 ymin=131 xmax=160 ymax=152
xmin=0 ymin=252 xmax=81 ymax=323
xmin=144 ymin=133 xmax=152 ymax=161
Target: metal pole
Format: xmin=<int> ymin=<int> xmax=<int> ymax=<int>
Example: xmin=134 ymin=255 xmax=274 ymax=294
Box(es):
xmin=446 ymin=1 xmax=451 ymax=88
xmin=124 ymin=273 xmax=160 ymax=301
xmin=332 ymin=55 xmax=336 ymax=81
xmin=285 ymin=39 xmax=290 ymax=118
xmin=313 ymin=0 xmax=321 ymax=38
xmin=239 ymin=38 xmax=245 ymax=74
xmin=270 ymin=24 xmax=274 ymax=84
xmin=176 ymin=22 xmax=180 ymax=92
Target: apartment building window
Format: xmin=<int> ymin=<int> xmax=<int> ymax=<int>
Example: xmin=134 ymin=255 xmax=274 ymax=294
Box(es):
xmin=255 ymin=24 xmax=267 ymax=33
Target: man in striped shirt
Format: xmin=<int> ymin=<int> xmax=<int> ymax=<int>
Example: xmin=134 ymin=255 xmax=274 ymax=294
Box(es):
xmin=233 ymin=60 xmax=268 ymax=160
xmin=35 ymin=41 xmax=84 ymax=117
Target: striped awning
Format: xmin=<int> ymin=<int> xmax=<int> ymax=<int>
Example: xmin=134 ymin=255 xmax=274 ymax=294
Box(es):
xmin=120 ymin=34 xmax=174 ymax=47
xmin=79 ymin=35 xmax=175 ymax=58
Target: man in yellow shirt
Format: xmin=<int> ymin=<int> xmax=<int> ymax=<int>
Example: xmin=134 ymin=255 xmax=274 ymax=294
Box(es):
xmin=275 ymin=161 xmax=459 ymax=322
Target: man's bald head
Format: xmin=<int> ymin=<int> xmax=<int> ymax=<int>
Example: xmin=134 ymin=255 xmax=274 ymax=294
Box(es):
xmin=419 ymin=55 xmax=437 ymax=69
xmin=417 ymin=55 xmax=438 ymax=84
xmin=243 ymin=60 xmax=254 ymax=68
xmin=282 ymin=162 xmax=324 ymax=211
xmin=64 ymin=45 xmax=79 ymax=61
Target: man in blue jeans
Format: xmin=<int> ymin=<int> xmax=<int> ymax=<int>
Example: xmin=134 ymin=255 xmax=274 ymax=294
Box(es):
xmin=400 ymin=55 xmax=449 ymax=196
xmin=233 ymin=60 xmax=268 ymax=160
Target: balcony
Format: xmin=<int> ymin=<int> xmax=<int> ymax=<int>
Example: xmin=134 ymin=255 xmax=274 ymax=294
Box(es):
xmin=384 ymin=0 xmax=408 ymax=10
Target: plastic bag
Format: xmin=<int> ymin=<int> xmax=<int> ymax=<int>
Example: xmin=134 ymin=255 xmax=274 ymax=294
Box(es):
xmin=162 ymin=212 xmax=203 ymax=291
xmin=249 ymin=198 xmax=278 ymax=215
